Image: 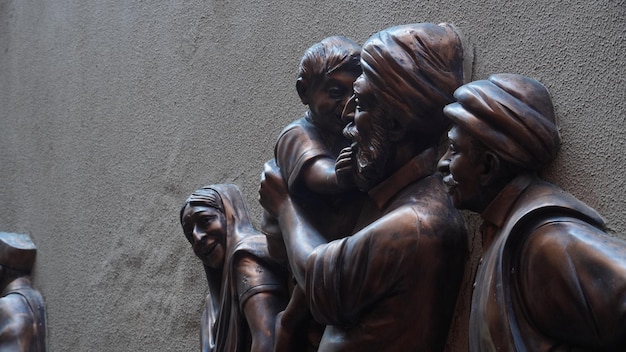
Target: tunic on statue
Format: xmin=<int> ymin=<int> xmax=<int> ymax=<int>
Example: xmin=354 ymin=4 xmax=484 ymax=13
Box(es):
xmin=470 ymin=174 xmax=626 ymax=351
xmin=303 ymin=149 xmax=467 ymax=351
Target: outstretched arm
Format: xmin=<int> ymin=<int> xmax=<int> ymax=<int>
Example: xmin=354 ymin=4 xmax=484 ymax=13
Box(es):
xmin=259 ymin=160 xmax=327 ymax=286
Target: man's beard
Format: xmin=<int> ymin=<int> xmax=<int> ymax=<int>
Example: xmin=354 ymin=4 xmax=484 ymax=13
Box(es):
xmin=441 ymin=173 xmax=459 ymax=193
xmin=343 ymin=110 xmax=391 ymax=192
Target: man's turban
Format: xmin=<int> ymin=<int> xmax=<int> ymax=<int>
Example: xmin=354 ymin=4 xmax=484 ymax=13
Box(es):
xmin=361 ymin=23 xmax=466 ymax=134
xmin=444 ymin=73 xmax=561 ymax=170
xmin=0 ymin=232 xmax=37 ymax=272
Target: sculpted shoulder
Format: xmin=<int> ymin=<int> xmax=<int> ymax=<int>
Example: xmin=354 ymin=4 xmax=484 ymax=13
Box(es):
xmin=0 ymin=294 xmax=34 ymax=341
xmin=519 ymin=219 xmax=626 ymax=347
xmin=367 ymin=197 xmax=465 ymax=254
xmin=276 ymin=117 xmax=316 ymax=142
xmin=400 ymin=175 xmax=467 ymax=239
xmin=0 ymin=294 xmax=31 ymax=318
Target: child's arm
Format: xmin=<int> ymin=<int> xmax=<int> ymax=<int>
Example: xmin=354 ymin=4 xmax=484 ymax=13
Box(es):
xmin=301 ymin=156 xmax=344 ymax=194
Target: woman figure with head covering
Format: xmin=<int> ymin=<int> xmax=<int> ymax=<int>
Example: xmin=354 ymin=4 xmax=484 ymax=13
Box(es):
xmin=180 ymin=184 xmax=287 ymax=352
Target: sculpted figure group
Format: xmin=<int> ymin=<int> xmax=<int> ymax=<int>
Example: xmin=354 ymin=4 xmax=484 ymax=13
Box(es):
xmin=181 ymin=22 xmax=626 ymax=352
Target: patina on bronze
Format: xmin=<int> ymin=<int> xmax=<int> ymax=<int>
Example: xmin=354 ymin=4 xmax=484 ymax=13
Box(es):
xmin=261 ymin=36 xmax=365 ymax=352
xmin=180 ymin=185 xmax=287 ymax=352
xmin=262 ymin=35 xmax=364 ymax=260
xmin=260 ymin=23 xmax=469 ymax=351
xmin=0 ymin=232 xmax=46 ymax=352
xmin=438 ymin=73 xmax=626 ymax=351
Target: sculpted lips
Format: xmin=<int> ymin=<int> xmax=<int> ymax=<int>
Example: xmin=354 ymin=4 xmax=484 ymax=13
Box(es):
xmin=199 ymin=239 xmax=218 ymax=258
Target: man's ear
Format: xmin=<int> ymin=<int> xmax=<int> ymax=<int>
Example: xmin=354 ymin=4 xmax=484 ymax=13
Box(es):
xmin=480 ymin=151 xmax=501 ymax=186
xmin=296 ymin=78 xmax=308 ymax=105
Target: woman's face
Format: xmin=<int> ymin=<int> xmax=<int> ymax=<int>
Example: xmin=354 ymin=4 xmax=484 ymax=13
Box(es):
xmin=182 ymin=204 xmax=227 ymax=269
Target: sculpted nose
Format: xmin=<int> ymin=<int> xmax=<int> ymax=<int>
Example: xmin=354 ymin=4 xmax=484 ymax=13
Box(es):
xmin=192 ymin=227 xmax=204 ymax=245
xmin=437 ymin=155 xmax=450 ymax=175
xmin=341 ymin=95 xmax=356 ymax=123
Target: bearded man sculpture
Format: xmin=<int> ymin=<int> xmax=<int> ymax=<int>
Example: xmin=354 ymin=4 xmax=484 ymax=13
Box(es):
xmin=260 ymin=23 xmax=470 ymax=351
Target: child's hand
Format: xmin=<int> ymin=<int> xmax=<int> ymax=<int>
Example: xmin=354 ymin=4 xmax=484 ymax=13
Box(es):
xmin=259 ymin=159 xmax=290 ymax=218
xmin=335 ymin=146 xmax=356 ymax=189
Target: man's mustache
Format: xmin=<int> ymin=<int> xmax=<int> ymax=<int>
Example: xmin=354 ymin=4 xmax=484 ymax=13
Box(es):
xmin=442 ymin=174 xmax=459 ymax=189
xmin=343 ymin=123 xmax=358 ymax=140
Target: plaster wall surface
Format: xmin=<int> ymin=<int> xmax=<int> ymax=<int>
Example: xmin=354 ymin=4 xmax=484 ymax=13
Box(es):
xmin=0 ymin=0 xmax=624 ymax=350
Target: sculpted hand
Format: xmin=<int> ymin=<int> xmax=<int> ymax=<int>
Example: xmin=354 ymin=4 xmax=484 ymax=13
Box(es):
xmin=335 ymin=146 xmax=357 ymax=189
xmin=259 ymin=159 xmax=290 ymax=218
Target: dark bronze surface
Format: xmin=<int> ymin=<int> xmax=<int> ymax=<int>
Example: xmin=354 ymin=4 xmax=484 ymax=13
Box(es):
xmin=261 ymin=36 xmax=365 ymax=351
xmin=260 ymin=23 xmax=469 ymax=351
xmin=262 ymin=36 xmax=365 ymax=262
xmin=438 ymin=73 xmax=626 ymax=351
xmin=0 ymin=232 xmax=46 ymax=352
xmin=181 ymin=185 xmax=287 ymax=352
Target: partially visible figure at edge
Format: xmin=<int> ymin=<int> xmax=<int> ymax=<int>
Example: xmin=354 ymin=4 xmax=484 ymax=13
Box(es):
xmin=0 ymin=232 xmax=46 ymax=352
xmin=261 ymin=36 xmax=366 ymax=352
xmin=260 ymin=23 xmax=469 ymax=351
xmin=438 ymin=73 xmax=626 ymax=351
xmin=180 ymin=184 xmax=287 ymax=352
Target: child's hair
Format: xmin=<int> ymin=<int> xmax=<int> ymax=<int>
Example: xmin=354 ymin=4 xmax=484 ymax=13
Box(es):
xmin=297 ymin=36 xmax=361 ymax=89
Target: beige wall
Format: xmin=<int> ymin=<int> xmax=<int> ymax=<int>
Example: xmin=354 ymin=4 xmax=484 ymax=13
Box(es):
xmin=1 ymin=0 xmax=624 ymax=350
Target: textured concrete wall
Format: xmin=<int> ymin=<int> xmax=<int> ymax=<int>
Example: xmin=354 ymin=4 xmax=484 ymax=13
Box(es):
xmin=0 ymin=0 xmax=624 ymax=350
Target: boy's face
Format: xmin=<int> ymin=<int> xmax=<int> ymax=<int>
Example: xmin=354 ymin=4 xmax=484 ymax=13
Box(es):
xmin=307 ymin=70 xmax=359 ymax=135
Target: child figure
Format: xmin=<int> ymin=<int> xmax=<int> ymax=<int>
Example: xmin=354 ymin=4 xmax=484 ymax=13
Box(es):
xmin=263 ymin=36 xmax=363 ymax=258
xmin=260 ymin=36 xmax=364 ymax=352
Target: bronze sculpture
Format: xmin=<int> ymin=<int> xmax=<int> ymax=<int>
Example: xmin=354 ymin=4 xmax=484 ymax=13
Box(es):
xmin=0 ymin=232 xmax=46 ymax=351
xmin=260 ymin=23 xmax=469 ymax=351
xmin=261 ymin=36 xmax=366 ymax=351
xmin=180 ymin=185 xmax=287 ymax=352
xmin=262 ymin=35 xmax=364 ymax=260
xmin=437 ymin=73 xmax=626 ymax=351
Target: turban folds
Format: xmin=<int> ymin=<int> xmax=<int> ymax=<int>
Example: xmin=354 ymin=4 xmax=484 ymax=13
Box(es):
xmin=444 ymin=73 xmax=561 ymax=170
xmin=0 ymin=232 xmax=36 ymax=272
xmin=361 ymin=23 xmax=466 ymax=134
